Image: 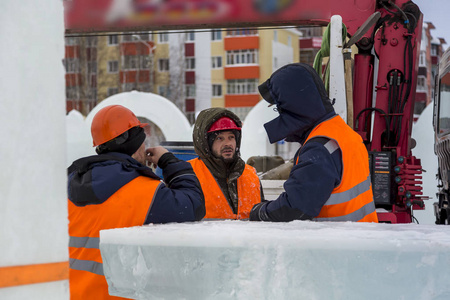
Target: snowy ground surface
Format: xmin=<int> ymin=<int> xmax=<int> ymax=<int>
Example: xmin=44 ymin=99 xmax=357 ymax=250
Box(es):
xmin=100 ymin=220 xmax=450 ymax=300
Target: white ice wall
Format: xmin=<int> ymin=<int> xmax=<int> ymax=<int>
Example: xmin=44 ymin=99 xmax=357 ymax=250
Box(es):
xmin=67 ymin=91 xmax=193 ymax=166
xmin=0 ymin=0 xmax=69 ymax=298
xmin=195 ymin=31 xmax=212 ymax=114
xmin=412 ymin=102 xmax=439 ymax=225
xmin=240 ymin=100 xmax=278 ymax=161
xmin=100 ymin=221 xmax=450 ymax=300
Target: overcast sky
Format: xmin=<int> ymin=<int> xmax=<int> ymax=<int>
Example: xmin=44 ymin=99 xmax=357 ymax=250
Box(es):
xmin=414 ymin=0 xmax=449 ymax=49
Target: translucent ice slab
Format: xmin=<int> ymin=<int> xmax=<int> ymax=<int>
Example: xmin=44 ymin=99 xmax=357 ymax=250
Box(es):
xmin=100 ymin=221 xmax=450 ymax=300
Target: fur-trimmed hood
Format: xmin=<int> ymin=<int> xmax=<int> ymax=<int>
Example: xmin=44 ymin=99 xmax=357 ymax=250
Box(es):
xmin=192 ymin=108 xmax=245 ymax=180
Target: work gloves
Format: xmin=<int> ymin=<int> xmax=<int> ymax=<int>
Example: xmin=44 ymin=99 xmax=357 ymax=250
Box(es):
xmin=249 ymin=202 xmax=270 ymax=221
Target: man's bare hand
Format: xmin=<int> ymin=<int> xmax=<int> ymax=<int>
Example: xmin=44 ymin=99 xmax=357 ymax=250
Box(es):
xmin=145 ymin=146 xmax=169 ymax=168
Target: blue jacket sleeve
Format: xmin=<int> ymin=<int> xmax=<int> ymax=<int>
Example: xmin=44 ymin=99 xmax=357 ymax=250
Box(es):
xmin=252 ymin=141 xmax=342 ymax=222
xmin=144 ymin=154 xmax=205 ymax=223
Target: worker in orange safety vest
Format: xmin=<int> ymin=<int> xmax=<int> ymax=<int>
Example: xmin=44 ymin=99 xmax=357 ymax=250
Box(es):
xmin=189 ymin=108 xmax=263 ymax=220
xmin=250 ymin=63 xmax=378 ymax=223
xmin=67 ymin=105 xmax=205 ymax=299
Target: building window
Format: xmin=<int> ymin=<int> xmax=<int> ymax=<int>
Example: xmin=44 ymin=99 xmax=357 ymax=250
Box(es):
xmin=227 ymin=107 xmax=252 ymax=121
xmin=123 ymin=56 xmax=140 ymax=70
xmin=66 ymin=86 xmax=80 ymax=99
xmin=298 ymin=27 xmax=323 ymax=38
xmin=65 ymin=37 xmax=78 ymax=46
xmin=185 ymin=84 xmax=196 ymax=98
xmin=137 ymin=83 xmax=151 ymax=92
xmin=107 ymin=87 xmax=119 ymax=97
xmin=417 ymin=76 xmax=426 ymax=91
xmin=431 ymin=45 xmax=438 ymax=56
xmin=212 ymin=29 xmax=222 ymax=40
xmin=122 ymin=56 xmax=149 ymax=70
xmin=226 ymin=28 xmax=258 ymax=36
xmin=226 ymin=49 xmax=258 ymax=65
xmin=122 ymin=35 xmax=134 ymax=42
xmin=158 ymin=85 xmax=170 ymax=97
xmin=64 ymin=58 xmax=81 ymax=73
xmin=122 ymin=83 xmax=135 ymax=92
xmin=186 ymin=31 xmax=195 ymax=42
xmin=108 ymin=35 xmax=118 ymax=45
xmin=158 ymin=59 xmax=169 ymax=71
xmin=419 ymin=51 xmax=426 ymax=67
xmin=122 ymin=32 xmax=151 ymax=42
xmin=274 ymin=30 xmax=278 ymax=42
xmin=212 ymin=84 xmax=222 ymax=97
xmin=288 ymin=36 xmax=292 ymax=47
xmin=185 ymin=57 xmax=195 ymax=70
xmin=108 ymin=61 xmax=119 ymax=73
xmin=88 ymin=88 xmax=97 ymax=101
xmin=86 ymin=36 xmax=98 ymax=47
xmin=158 ymin=32 xmax=169 ymax=43
xmin=87 ymin=61 xmax=97 ymax=74
xmin=212 ymin=56 xmax=222 ymax=68
xmin=227 ymin=79 xmax=258 ymax=94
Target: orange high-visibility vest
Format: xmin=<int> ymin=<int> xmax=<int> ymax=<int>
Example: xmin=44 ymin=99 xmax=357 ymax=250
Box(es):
xmin=189 ymin=158 xmax=261 ymax=220
xmin=68 ymin=176 xmax=161 ymax=300
xmin=304 ymin=115 xmax=378 ymax=223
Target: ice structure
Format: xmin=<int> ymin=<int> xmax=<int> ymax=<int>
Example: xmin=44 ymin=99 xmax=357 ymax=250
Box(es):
xmin=100 ymin=220 xmax=450 ymax=300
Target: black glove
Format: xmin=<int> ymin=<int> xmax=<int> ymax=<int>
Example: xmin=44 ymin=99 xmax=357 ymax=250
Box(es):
xmin=249 ymin=202 xmax=270 ymax=221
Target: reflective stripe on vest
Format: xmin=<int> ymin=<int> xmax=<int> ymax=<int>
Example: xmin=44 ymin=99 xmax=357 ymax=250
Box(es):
xmin=69 ymin=236 xmax=103 ymax=275
xmin=305 ymin=116 xmax=378 ymax=223
xmin=314 ymin=201 xmax=377 ymax=222
xmin=189 ymin=158 xmax=261 ymax=220
xmin=69 ymin=258 xmax=104 ymax=276
xmin=325 ymin=175 xmax=371 ymax=205
xmin=69 ymin=236 xmax=100 ymax=249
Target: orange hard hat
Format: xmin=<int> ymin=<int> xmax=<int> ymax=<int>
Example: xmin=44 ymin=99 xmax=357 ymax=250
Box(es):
xmin=208 ymin=117 xmax=241 ymax=133
xmin=91 ymin=105 xmax=148 ymax=146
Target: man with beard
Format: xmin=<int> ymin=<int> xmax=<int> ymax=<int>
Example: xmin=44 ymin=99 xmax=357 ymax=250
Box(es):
xmin=189 ymin=108 xmax=263 ymax=220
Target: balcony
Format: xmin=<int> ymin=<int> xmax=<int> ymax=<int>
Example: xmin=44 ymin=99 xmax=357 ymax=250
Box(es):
xmin=224 ymin=65 xmax=259 ymax=80
xmin=224 ymin=36 xmax=259 ymax=51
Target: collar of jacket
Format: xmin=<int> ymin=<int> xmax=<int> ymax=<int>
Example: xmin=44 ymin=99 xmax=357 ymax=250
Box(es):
xmin=68 ymin=152 xmax=160 ymax=207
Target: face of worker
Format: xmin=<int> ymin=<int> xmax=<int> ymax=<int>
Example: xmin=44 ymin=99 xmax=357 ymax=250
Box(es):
xmin=211 ymin=131 xmax=237 ymax=162
xmin=132 ymin=143 xmax=147 ymax=165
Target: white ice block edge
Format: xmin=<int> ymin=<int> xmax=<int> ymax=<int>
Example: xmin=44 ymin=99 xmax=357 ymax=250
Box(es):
xmin=100 ymin=221 xmax=450 ymax=300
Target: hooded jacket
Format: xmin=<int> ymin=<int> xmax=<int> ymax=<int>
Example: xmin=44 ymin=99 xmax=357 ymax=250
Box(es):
xmin=67 ymin=152 xmax=205 ymax=299
xmin=190 ymin=108 xmax=262 ymax=219
xmin=251 ymin=63 xmax=377 ymax=222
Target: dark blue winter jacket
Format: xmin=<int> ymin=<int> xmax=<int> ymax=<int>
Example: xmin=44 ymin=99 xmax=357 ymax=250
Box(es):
xmin=68 ymin=152 xmax=205 ymax=223
xmin=251 ymin=63 xmax=343 ymax=221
